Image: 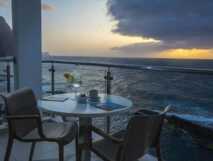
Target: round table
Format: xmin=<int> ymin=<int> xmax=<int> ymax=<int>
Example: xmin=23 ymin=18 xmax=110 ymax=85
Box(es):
xmin=38 ymin=93 xmax=133 ymax=161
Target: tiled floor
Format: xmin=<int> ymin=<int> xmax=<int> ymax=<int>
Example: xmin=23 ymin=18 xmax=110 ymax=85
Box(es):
xmin=0 ymin=131 xmax=157 ymax=161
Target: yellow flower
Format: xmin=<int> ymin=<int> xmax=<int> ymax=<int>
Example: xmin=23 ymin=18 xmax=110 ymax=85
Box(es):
xmin=64 ymin=72 xmax=75 ymax=83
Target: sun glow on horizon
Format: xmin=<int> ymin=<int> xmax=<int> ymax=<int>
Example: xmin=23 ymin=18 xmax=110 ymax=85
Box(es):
xmin=158 ymin=49 xmax=213 ymax=59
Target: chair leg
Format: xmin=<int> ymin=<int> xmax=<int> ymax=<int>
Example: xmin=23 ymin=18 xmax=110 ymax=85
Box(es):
xmin=29 ymin=142 xmax=36 ymax=161
xmin=58 ymin=144 xmax=64 ymax=161
xmin=75 ymin=137 xmax=80 ymax=161
xmin=156 ymin=143 xmax=162 ymax=161
xmin=4 ymin=137 xmax=14 ymax=161
xmin=78 ymin=148 xmax=82 ymax=161
xmin=62 ymin=116 xmax=67 ymax=122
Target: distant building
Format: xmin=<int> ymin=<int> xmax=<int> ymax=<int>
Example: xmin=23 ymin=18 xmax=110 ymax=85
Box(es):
xmin=0 ymin=16 xmax=15 ymax=57
xmin=42 ymin=52 xmax=51 ymax=59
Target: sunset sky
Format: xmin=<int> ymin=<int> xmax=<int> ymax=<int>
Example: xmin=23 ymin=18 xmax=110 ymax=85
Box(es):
xmin=0 ymin=0 xmax=213 ymax=59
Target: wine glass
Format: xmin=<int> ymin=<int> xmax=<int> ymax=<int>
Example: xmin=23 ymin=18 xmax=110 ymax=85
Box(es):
xmin=64 ymin=71 xmax=82 ymax=96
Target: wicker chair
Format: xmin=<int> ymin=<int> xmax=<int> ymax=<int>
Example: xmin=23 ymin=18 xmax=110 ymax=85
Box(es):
xmin=91 ymin=106 xmax=170 ymax=161
xmin=0 ymin=88 xmax=79 ymax=161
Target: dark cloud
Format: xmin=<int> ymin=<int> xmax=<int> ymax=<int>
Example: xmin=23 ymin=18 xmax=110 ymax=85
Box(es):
xmin=112 ymin=42 xmax=166 ymax=55
xmin=107 ymin=0 xmax=213 ymax=50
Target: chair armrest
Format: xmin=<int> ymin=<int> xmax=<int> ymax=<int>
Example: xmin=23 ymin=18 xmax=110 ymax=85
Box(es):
xmin=6 ymin=114 xmax=41 ymax=120
xmin=135 ymin=105 xmax=171 ymax=116
xmin=7 ymin=114 xmax=46 ymax=139
xmin=135 ymin=109 xmax=159 ymax=115
xmin=92 ymin=126 xmax=123 ymax=144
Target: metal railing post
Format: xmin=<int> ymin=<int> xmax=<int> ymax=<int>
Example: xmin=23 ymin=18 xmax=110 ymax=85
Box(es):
xmin=105 ymin=67 xmax=113 ymax=95
xmin=104 ymin=67 xmax=113 ymax=133
xmin=49 ymin=62 xmax=55 ymax=95
xmin=6 ymin=61 xmax=11 ymax=93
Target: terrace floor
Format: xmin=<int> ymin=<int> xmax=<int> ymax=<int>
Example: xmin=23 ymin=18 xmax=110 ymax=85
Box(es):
xmin=0 ymin=131 xmax=157 ymax=161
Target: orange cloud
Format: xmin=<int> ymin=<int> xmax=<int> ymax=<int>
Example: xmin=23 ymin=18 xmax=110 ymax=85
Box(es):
xmin=0 ymin=0 xmax=8 ymax=7
xmin=42 ymin=3 xmax=55 ymax=12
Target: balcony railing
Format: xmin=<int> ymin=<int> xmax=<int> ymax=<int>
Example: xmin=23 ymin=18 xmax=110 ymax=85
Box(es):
xmin=1 ymin=56 xmax=213 ymax=95
xmin=42 ymin=59 xmax=213 ymax=95
xmin=0 ymin=56 xmax=14 ymax=128
xmin=0 ymin=56 xmax=14 ymax=93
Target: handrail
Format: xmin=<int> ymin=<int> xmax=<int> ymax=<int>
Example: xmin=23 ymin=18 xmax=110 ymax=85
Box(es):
xmin=1 ymin=57 xmax=213 ymax=94
xmin=0 ymin=57 xmax=212 ymax=75
xmin=42 ymin=59 xmax=213 ymax=75
xmin=0 ymin=56 xmax=15 ymax=62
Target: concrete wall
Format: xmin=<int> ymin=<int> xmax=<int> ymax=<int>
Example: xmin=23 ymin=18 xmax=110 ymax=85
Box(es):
xmin=12 ymin=0 xmax=42 ymax=97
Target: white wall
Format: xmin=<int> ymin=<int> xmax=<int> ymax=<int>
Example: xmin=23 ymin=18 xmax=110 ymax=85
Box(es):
xmin=12 ymin=0 xmax=42 ymax=97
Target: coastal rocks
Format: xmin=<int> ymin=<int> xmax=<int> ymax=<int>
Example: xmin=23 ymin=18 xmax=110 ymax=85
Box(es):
xmin=0 ymin=16 xmax=15 ymax=57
